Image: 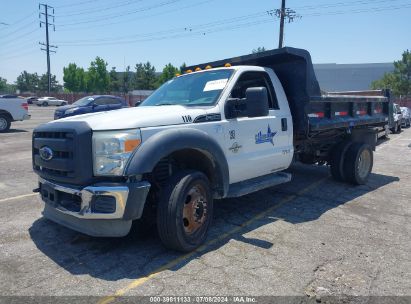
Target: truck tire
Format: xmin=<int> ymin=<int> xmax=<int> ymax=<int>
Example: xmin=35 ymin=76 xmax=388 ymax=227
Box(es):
xmin=157 ymin=170 xmax=213 ymax=252
xmin=0 ymin=114 xmax=11 ymax=132
xmin=343 ymin=143 xmax=373 ymax=185
xmin=391 ymin=122 xmax=399 ymax=134
xmin=330 ymin=141 xmax=352 ymax=182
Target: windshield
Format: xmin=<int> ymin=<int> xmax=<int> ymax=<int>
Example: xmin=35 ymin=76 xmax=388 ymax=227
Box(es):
xmin=73 ymin=96 xmax=95 ymax=106
xmin=141 ymin=69 xmax=233 ymax=107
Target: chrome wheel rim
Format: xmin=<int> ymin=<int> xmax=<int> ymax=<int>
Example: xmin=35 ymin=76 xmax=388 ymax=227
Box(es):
xmin=0 ymin=117 xmax=7 ymax=130
xmin=182 ymin=184 xmax=208 ymax=235
xmin=357 ymin=149 xmax=371 ymax=180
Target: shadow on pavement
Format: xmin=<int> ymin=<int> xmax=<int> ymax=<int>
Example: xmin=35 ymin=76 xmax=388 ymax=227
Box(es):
xmin=29 ymin=163 xmax=399 ymax=282
xmin=3 ymin=129 xmax=28 ymax=133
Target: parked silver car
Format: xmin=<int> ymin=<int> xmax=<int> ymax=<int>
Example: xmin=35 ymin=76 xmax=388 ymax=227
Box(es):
xmin=400 ymin=107 xmax=411 ymax=127
xmin=34 ymin=96 xmax=68 ymax=107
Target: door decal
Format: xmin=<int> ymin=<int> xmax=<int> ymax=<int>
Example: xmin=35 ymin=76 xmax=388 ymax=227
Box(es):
xmin=255 ymin=125 xmax=277 ymax=145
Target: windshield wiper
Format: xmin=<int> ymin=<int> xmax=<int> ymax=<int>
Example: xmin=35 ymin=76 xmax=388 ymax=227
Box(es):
xmin=155 ymin=103 xmax=174 ymax=106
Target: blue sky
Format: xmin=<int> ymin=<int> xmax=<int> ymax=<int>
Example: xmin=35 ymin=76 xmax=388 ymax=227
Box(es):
xmin=1 ymin=0 xmax=410 ymax=84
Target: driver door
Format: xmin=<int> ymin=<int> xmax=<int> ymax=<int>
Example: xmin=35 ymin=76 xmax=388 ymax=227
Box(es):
xmin=223 ymin=71 xmax=291 ymax=184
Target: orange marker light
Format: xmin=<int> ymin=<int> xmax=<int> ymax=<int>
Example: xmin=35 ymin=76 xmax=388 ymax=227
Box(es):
xmin=205 ymin=65 xmax=212 ymax=69
xmin=224 ymin=63 xmax=231 ymax=67
xmin=195 ymin=67 xmax=201 ymax=71
xmin=124 ymin=139 xmax=141 ymax=152
xmin=185 ymin=69 xmax=193 ymax=73
xmin=175 ymin=73 xmax=181 ymax=77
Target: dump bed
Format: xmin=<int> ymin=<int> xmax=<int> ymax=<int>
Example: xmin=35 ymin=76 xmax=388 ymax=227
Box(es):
xmin=186 ymin=47 xmax=389 ymax=140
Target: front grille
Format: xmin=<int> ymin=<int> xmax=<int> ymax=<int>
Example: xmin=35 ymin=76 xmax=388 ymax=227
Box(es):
xmin=32 ymin=121 xmax=93 ymax=185
xmin=33 ymin=131 xmax=74 ymax=179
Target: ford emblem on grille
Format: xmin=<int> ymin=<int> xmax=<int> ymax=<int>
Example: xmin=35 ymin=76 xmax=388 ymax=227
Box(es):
xmin=39 ymin=146 xmax=54 ymax=161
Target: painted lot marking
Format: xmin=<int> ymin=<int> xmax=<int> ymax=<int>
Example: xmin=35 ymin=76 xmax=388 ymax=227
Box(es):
xmin=97 ymin=176 xmax=329 ymax=304
xmin=0 ymin=193 xmax=37 ymax=203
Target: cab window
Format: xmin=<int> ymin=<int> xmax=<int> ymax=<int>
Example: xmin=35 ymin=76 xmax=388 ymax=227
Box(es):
xmin=230 ymin=71 xmax=279 ymax=109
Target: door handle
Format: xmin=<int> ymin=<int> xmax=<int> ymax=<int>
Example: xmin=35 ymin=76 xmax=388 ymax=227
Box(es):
xmin=281 ymin=118 xmax=288 ymax=131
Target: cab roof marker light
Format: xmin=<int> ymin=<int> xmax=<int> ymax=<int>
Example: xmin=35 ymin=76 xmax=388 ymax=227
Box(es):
xmin=185 ymin=69 xmax=193 ymax=73
xmin=195 ymin=67 xmax=201 ymax=71
xmin=175 ymin=73 xmax=181 ymax=77
xmin=224 ymin=63 xmax=231 ymax=67
xmin=205 ymin=65 xmax=212 ymax=69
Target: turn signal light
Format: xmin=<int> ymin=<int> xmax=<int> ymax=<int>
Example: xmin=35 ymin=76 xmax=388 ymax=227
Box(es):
xmin=124 ymin=139 xmax=141 ymax=152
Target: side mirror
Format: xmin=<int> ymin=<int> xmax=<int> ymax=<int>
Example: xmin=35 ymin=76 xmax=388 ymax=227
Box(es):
xmin=245 ymin=87 xmax=269 ymax=117
xmin=224 ymin=98 xmax=246 ymax=119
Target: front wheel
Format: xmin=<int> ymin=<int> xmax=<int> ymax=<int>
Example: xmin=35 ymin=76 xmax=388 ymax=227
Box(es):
xmin=157 ymin=170 xmax=213 ymax=252
xmin=42 ymin=101 xmax=48 ymax=107
xmin=0 ymin=114 xmax=11 ymax=132
xmin=343 ymin=143 xmax=373 ymax=185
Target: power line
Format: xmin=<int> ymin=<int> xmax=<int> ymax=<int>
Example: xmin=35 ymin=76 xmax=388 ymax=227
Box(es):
xmin=54 ymin=2 xmax=411 ymax=47
xmin=57 ymin=0 xmax=184 ymax=27
xmin=53 ymin=0 xmax=101 ymax=9
xmin=56 ymin=0 xmax=215 ymax=32
xmin=55 ymin=11 xmax=267 ymax=44
xmin=56 ymin=0 xmax=145 ymax=18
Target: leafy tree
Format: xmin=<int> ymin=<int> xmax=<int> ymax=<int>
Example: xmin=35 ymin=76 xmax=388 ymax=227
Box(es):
xmin=371 ymin=49 xmax=411 ymax=96
xmin=180 ymin=62 xmax=187 ymax=73
xmin=157 ymin=63 xmax=179 ymax=86
xmin=109 ymin=67 xmax=121 ymax=92
xmin=38 ymin=74 xmax=61 ymax=92
xmin=134 ymin=61 xmax=158 ymax=90
xmin=87 ymin=56 xmax=110 ymax=93
xmin=63 ymin=63 xmax=88 ymax=92
xmin=76 ymin=67 xmax=87 ymax=92
xmin=15 ymin=71 xmax=39 ymax=92
xmin=63 ymin=63 xmax=79 ymax=92
xmin=0 ymin=77 xmax=7 ymax=92
xmin=252 ymin=46 xmax=266 ymax=54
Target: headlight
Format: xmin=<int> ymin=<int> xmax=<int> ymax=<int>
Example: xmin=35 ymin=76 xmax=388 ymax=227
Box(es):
xmin=65 ymin=107 xmax=79 ymax=115
xmin=92 ymin=129 xmax=141 ymax=176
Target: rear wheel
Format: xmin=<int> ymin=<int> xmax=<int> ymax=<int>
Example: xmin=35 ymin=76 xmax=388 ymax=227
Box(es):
xmin=0 ymin=114 xmax=11 ymax=132
xmin=330 ymin=140 xmax=352 ymax=182
xmin=157 ymin=170 xmax=213 ymax=252
xmin=42 ymin=101 xmax=48 ymax=107
xmin=343 ymin=143 xmax=373 ymax=185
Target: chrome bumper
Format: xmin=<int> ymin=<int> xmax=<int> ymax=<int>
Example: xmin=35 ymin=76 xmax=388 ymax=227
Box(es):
xmin=38 ymin=177 xmax=149 ymax=220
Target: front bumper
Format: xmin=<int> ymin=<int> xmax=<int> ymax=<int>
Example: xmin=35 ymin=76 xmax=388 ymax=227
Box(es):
xmin=38 ymin=177 xmax=151 ymax=237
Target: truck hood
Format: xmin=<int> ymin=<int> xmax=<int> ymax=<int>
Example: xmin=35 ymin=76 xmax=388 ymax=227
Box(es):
xmin=50 ymin=105 xmax=212 ymax=130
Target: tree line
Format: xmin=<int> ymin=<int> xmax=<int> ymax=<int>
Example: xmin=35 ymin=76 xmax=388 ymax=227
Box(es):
xmin=371 ymin=49 xmax=411 ymax=97
xmin=0 ymin=57 xmax=184 ymax=94
xmin=63 ymin=57 xmax=183 ymax=94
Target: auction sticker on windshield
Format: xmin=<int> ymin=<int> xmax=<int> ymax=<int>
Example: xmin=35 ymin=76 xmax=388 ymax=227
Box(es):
xmin=203 ymin=79 xmax=228 ymax=91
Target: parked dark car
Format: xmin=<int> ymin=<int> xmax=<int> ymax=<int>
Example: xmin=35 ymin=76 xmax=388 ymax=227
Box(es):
xmin=54 ymin=95 xmax=128 ymax=120
xmin=0 ymin=94 xmax=18 ymax=98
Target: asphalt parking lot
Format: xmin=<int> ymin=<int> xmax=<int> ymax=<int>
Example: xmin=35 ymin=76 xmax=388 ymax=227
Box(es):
xmin=0 ymin=106 xmax=410 ymax=302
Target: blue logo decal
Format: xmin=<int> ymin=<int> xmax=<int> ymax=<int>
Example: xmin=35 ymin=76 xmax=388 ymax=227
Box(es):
xmin=255 ymin=125 xmax=277 ymax=145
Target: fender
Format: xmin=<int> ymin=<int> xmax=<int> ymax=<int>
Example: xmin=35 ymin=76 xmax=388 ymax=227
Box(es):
xmin=125 ymin=128 xmax=229 ymax=197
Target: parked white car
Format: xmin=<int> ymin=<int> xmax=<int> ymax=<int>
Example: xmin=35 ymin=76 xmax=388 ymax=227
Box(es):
xmin=400 ymin=107 xmax=411 ymax=127
xmin=34 ymin=96 xmax=68 ymax=107
xmin=0 ymin=95 xmax=30 ymax=132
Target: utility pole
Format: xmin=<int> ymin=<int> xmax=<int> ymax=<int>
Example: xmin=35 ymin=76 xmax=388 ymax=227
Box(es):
xmin=278 ymin=0 xmax=285 ymax=48
xmin=267 ymin=2 xmax=300 ymax=49
xmin=39 ymin=3 xmax=57 ymax=93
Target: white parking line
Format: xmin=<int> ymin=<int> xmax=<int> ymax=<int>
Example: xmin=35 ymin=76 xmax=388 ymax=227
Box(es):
xmin=0 ymin=193 xmax=37 ymax=203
